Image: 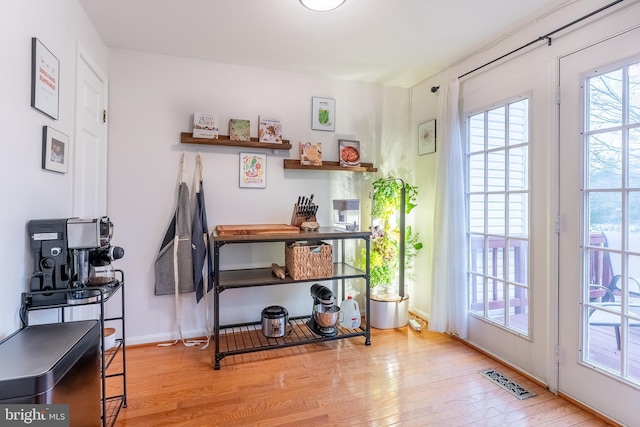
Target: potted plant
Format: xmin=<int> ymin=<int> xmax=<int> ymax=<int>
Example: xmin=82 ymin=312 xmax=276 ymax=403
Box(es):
xmin=362 ymin=177 xmax=423 ymax=328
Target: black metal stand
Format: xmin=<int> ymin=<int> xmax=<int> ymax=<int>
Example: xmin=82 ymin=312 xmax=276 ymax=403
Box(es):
xmin=20 ymin=271 xmax=127 ymax=427
xmin=212 ymin=228 xmax=371 ymax=370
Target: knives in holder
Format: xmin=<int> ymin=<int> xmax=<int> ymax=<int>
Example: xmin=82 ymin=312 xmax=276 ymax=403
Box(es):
xmin=290 ymin=195 xmax=318 ymax=227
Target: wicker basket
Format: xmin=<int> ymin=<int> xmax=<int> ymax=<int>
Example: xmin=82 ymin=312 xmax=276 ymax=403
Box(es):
xmin=285 ymin=241 xmax=333 ymax=280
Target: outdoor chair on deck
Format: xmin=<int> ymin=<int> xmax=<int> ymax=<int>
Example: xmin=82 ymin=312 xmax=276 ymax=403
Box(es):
xmin=588 ymin=232 xmax=613 ymax=302
xmin=588 ymin=290 xmax=640 ymax=350
xmin=587 ymin=232 xmax=640 ymax=350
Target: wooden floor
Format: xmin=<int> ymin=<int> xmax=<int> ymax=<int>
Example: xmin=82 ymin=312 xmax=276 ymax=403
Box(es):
xmin=111 ymin=326 xmax=615 ymax=427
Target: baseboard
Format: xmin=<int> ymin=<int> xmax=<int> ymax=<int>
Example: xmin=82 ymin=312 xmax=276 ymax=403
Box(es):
xmin=557 ymin=391 xmax=622 ymax=427
xmin=124 ymin=328 xmax=211 ymax=346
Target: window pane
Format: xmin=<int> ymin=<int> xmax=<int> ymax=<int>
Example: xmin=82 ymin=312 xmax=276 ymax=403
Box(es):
xmin=509 ymin=146 xmax=528 ymax=191
xmin=588 ymin=69 xmax=623 ymax=131
xmin=487 ymin=237 xmax=505 ymax=280
xmin=630 ymin=192 xmax=640 ymax=253
xmin=588 ymin=191 xmax=622 ymax=249
xmin=487 ymin=150 xmax=505 ymax=191
xmin=468 ymin=153 xmax=485 ymax=192
xmin=469 ymin=113 xmax=485 ymax=153
xmin=630 ymin=62 xmax=640 ymax=126
xmin=508 ymin=239 xmax=528 ymax=286
xmin=588 ymin=132 xmax=622 ymax=189
xmin=469 ymin=195 xmax=485 ymax=233
xmin=509 ymin=99 xmax=528 ymax=146
xmin=487 ymin=279 xmax=505 ymax=324
xmin=628 ymin=254 xmax=640 ymax=299
xmin=508 ymin=193 xmax=528 ymax=236
xmin=586 ymin=247 xmax=611 ymax=302
xmin=468 ymin=273 xmax=485 ymax=314
xmin=586 ymin=307 xmax=622 ymax=374
xmin=509 ymin=285 xmax=528 ymax=334
xmin=469 ymin=234 xmax=485 ymax=275
xmin=487 ymin=106 xmax=505 ymax=149
xmin=608 ymin=254 xmax=640 ymax=302
xmin=631 ymin=128 xmax=640 ymax=188
xmin=487 ymin=194 xmax=505 ymax=235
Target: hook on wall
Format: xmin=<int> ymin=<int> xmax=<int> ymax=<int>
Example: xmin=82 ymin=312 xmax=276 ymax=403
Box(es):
xmin=431 ymin=86 xmax=440 ymax=93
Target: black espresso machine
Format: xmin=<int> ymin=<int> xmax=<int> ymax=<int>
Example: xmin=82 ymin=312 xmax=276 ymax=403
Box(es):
xmin=27 ymin=217 xmax=124 ymax=306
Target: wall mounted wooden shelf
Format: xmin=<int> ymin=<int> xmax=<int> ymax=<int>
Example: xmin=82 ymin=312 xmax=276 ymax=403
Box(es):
xmin=283 ymin=159 xmax=377 ymax=172
xmin=181 ymin=132 xmax=291 ymax=150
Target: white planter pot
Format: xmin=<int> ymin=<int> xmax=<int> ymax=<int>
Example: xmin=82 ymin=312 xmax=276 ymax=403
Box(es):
xmin=370 ymin=295 xmax=409 ymax=329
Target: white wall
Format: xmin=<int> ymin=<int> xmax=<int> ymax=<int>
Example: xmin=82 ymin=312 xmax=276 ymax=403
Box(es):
xmin=410 ymin=0 xmax=640 ymax=386
xmin=0 ymin=0 xmax=107 ymax=338
xmin=107 ymin=49 xmax=410 ymax=344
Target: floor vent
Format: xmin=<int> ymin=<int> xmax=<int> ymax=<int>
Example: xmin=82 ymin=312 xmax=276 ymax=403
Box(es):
xmin=479 ymin=369 xmax=536 ymax=400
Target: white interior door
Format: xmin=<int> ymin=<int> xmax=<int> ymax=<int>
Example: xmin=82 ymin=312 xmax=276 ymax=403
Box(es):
xmin=73 ymin=47 xmax=107 ymax=218
xmin=69 ymin=47 xmax=108 ymax=321
xmin=558 ymin=27 xmax=640 ymax=425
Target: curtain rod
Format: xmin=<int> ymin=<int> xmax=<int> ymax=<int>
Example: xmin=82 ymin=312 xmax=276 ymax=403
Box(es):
xmin=458 ymin=0 xmax=624 ymax=80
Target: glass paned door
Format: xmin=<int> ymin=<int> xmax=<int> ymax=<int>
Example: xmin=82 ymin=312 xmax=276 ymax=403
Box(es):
xmin=583 ymin=61 xmax=640 ymax=379
xmin=558 ymin=27 xmax=640 ymax=424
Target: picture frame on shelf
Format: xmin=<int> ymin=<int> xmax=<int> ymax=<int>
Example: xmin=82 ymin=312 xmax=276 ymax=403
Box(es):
xmin=418 ymin=119 xmax=436 ymax=155
xmin=338 ymin=139 xmax=361 ymax=167
xmin=42 ymin=126 xmax=69 ymax=173
xmin=239 ymin=152 xmax=267 ymax=188
xmin=31 ymin=38 xmax=59 ymax=120
xmin=311 ymin=97 xmax=335 ymax=131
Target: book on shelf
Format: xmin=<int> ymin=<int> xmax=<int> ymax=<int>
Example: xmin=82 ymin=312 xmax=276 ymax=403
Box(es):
xmin=229 ymin=119 xmax=251 ymax=141
xmin=300 ymin=142 xmax=322 ymax=166
xmin=258 ymin=117 xmax=283 ymax=143
xmin=193 ymin=112 xmax=218 ymax=139
xmin=339 ymin=139 xmax=361 ymax=167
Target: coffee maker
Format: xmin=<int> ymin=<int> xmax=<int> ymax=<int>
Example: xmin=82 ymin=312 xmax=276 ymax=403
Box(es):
xmin=306 ymin=284 xmax=340 ymax=336
xmin=28 ymin=217 xmax=124 ymax=306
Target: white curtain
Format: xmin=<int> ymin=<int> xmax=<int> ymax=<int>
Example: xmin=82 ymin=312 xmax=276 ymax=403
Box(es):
xmin=429 ymin=79 xmax=468 ymax=338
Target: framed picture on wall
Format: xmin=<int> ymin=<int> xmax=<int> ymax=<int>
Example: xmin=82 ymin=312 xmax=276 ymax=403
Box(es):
xmin=42 ymin=126 xmax=69 ymax=173
xmin=239 ymin=152 xmax=267 ymax=188
xmin=418 ymin=119 xmax=436 ymax=155
xmin=31 ymin=38 xmax=60 ymax=120
xmin=311 ymin=97 xmax=335 ymax=131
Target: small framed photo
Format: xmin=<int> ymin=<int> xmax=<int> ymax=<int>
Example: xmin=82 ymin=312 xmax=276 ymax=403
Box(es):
xmin=418 ymin=119 xmax=436 ymax=155
xmin=239 ymin=152 xmax=267 ymax=188
xmin=339 ymin=139 xmax=361 ymax=167
xmin=31 ymin=38 xmax=60 ymax=120
xmin=311 ymin=97 xmax=335 ymax=131
xmin=42 ymin=126 xmax=69 ymax=173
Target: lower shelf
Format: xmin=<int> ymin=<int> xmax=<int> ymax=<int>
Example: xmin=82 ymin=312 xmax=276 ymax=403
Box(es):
xmin=104 ymin=396 xmax=125 ymax=427
xmin=215 ymin=316 xmax=370 ymax=369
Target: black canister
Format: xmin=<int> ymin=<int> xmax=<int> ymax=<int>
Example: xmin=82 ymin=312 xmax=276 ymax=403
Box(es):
xmin=261 ymin=305 xmax=288 ymax=338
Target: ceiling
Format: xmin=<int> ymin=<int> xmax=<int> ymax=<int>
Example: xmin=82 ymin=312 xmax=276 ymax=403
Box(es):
xmin=79 ymin=0 xmax=573 ymax=88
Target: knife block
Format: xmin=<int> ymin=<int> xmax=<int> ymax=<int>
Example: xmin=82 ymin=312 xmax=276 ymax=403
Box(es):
xmin=290 ymin=204 xmax=317 ymax=227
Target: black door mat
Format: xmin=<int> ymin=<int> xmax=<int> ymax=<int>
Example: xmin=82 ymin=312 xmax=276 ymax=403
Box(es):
xmin=479 ymin=369 xmax=537 ymax=400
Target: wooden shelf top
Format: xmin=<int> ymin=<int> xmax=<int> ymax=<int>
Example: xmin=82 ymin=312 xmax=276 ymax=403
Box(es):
xmin=181 ymin=132 xmax=292 ymax=150
xmin=283 ymin=159 xmax=377 ymax=172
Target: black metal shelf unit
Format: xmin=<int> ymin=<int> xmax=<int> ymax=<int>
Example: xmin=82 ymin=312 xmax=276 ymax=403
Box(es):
xmin=212 ymin=227 xmax=371 ymax=370
xmin=20 ymin=271 xmax=127 ymax=427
